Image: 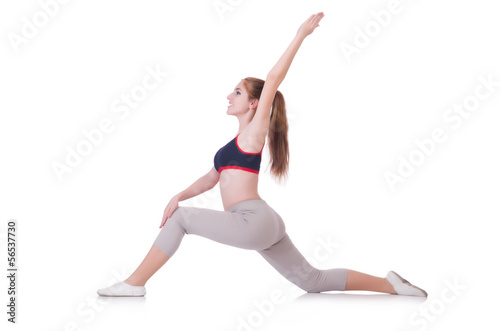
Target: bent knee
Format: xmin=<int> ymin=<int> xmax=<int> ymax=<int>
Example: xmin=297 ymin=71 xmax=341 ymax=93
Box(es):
xmin=169 ymin=207 xmax=195 ymax=225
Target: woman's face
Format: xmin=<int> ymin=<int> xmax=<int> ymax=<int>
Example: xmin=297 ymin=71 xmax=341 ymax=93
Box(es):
xmin=226 ymin=80 xmax=256 ymax=116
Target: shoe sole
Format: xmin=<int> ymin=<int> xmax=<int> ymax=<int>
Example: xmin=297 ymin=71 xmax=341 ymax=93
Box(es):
xmin=391 ymin=271 xmax=428 ymax=297
xmin=97 ymin=293 xmax=145 ymax=297
xmin=97 ymin=291 xmax=145 ymax=297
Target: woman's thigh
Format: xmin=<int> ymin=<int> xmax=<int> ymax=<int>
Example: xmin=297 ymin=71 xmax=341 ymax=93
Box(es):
xmin=167 ymin=204 xmax=283 ymax=251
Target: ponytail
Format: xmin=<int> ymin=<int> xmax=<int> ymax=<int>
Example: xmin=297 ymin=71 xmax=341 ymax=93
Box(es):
xmin=243 ymin=77 xmax=290 ymax=183
xmin=268 ymin=90 xmax=289 ymax=183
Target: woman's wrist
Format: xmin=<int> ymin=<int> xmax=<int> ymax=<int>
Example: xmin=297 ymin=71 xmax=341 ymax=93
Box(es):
xmin=174 ymin=192 xmax=183 ymax=202
xmin=294 ymin=31 xmax=307 ymax=42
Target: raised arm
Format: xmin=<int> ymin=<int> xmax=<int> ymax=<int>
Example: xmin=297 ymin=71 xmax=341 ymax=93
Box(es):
xmin=268 ymin=12 xmax=325 ymax=84
xmin=252 ymin=12 xmax=325 ymax=125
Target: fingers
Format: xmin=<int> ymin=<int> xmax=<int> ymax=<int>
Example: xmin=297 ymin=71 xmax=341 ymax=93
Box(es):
xmin=305 ymin=12 xmax=324 ymax=30
xmin=160 ymin=207 xmax=175 ymax=228
xmin=306 ymin=12 xmax=322 ymax=24
xmin=160 ymin=210 xmax=169 ymax=228
xmin=160 ymin=201 xmax=179 ymax=228
xmin=309 ymin=12 xmax=324 ymax=19
xmin=313 ymin=12 xmax=324 ymax=25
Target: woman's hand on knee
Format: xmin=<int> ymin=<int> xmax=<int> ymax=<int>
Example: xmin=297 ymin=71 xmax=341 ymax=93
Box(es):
xmin=160 ymin=196 xmax=180 ymax=228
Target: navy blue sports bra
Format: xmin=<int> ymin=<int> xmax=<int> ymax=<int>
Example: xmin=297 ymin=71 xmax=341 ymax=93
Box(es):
xmin=213 ymin=133 xmax=265 ymax=174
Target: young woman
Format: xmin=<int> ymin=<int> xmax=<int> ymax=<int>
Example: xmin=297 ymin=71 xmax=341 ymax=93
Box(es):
xmin=97 ymin=12 xmax=426 ymax=298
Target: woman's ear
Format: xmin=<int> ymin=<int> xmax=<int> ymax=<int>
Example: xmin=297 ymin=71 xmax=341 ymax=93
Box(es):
xmin=251 ymin=99 xmax=259 ymax=110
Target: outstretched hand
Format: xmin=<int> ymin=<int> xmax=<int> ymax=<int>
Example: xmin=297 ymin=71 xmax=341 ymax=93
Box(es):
xmin=297 ymin=12 xmax=325 ymax=39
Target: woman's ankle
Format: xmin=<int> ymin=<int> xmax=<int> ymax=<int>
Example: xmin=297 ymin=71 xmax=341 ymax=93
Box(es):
xmin=123 ymin=277 xmax=146 ymax=287
xmin=384 ymin=278 xmax=397 ymax=294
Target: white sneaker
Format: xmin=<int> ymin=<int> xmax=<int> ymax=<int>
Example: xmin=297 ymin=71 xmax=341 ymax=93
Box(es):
xmin=97 ymin=281 xmax=146 ymax=297
xmin=386 ymin=271 xmax=427 ymax=297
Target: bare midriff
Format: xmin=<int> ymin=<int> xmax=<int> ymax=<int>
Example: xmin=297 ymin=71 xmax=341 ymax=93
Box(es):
xmin=220 ymin=169 xmax=262 ymax=211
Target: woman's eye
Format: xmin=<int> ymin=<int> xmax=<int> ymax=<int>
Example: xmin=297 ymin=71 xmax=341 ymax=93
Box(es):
xmin=236 ymin=91 xmax=240 ymax=95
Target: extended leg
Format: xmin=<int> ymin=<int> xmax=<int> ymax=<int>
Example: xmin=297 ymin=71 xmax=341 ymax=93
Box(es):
xmin=257 ymin=233 xmax=348 ymax=293
xmin=258 ymin=233 xmax=399 ymax=294
xmin=345 ymin=270 xmax=396 ymax=294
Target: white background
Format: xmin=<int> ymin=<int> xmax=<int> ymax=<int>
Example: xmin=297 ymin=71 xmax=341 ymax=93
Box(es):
xmin=1 ymin=0 xmax=499 ymax=330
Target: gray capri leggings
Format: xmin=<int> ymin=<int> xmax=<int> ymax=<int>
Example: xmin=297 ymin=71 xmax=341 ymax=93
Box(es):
xmin=153 ymin=198 xmax=347 ymax=293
